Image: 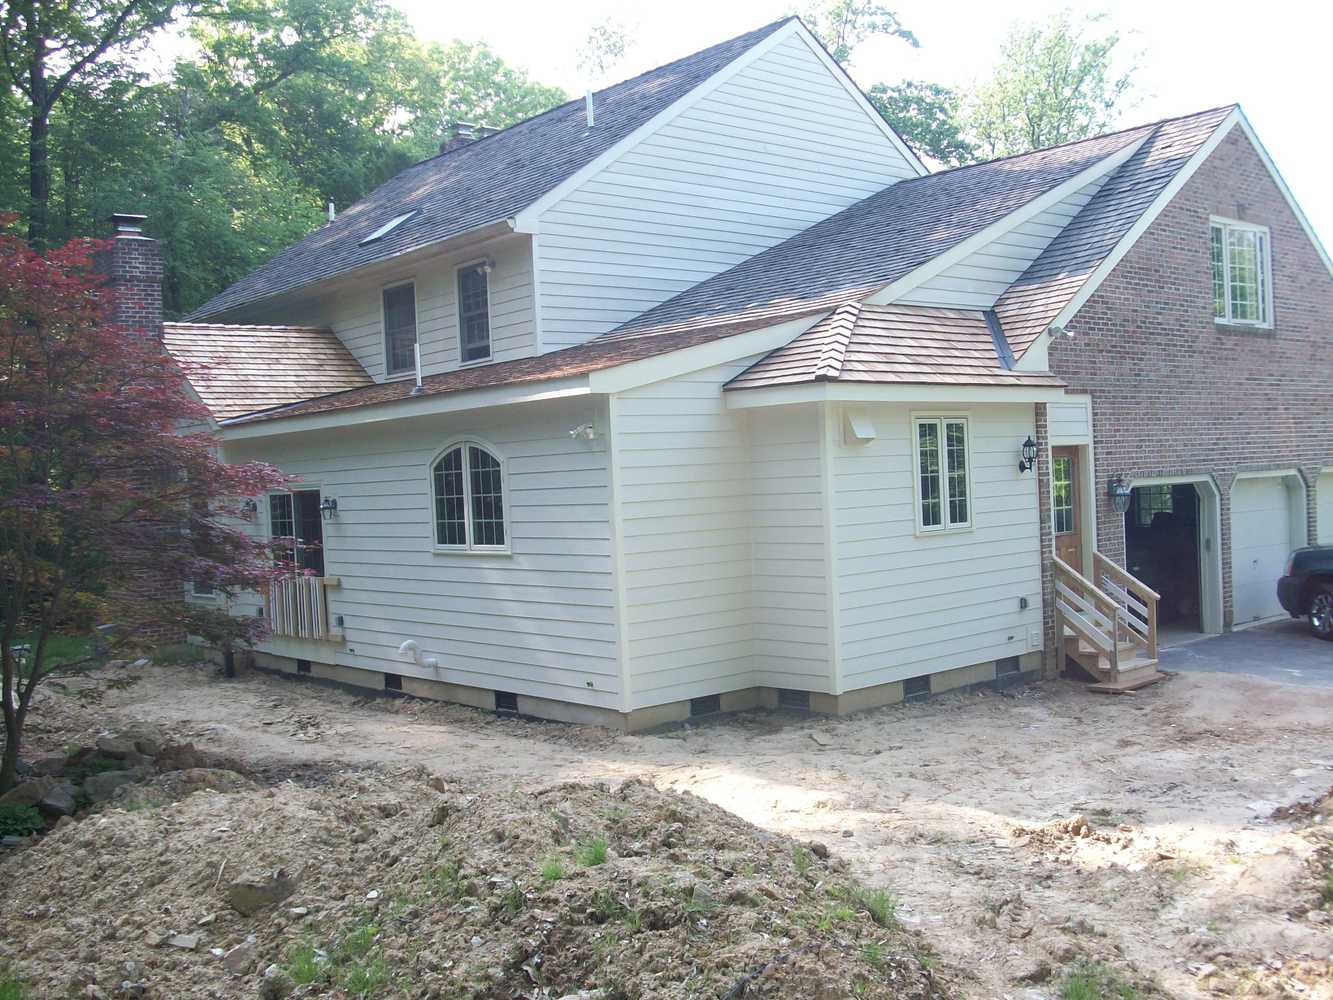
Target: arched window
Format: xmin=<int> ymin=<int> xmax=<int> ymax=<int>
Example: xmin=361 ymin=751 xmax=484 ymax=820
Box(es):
xmin=432 ymin=442 xmax=507 ymax=550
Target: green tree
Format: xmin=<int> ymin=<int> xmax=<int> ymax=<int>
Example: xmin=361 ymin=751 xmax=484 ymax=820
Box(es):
xmin=867 ymin=80 xmax=974 ymax=166
xmin=577 ymin=17 xmax=632 ymax=84
xmin=0 ymin=0 xmax=195 ymax=248
xmin=800 ymin=0 xmax=916 ymax=64
xmin=961 ymin=11 xmax=1136 ymax=159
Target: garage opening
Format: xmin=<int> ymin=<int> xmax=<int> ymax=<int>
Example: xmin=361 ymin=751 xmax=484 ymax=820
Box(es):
xmin=1126 ymin=484 xmax=1203 ymax=640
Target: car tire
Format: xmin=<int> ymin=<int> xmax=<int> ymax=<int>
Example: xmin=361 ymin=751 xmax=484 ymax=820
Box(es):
xmin=1310 ymin=585 xmax=1333 ymax=641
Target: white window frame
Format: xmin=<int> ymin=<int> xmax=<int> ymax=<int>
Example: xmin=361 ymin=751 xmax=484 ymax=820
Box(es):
xmin=1210 ymin=216 xmax=1273 ymax=329
xmin=189 ymin=580 xmax=217 ymax=600
xmin=382 ymin=279 xmax=419 ymax=379
xmin=911 ymin=414 xmax=973 ymax=534
xmin=428 ymin=439 xmax=510 ymax=555
xmin=455 ymin=260 xmax=493 ymax=366
xmin=265 ymin=486 xmax=327 ymax=574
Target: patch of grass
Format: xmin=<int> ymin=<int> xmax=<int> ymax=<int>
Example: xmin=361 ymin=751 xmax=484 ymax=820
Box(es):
xmin=590 ymin=887 xmax=626 ymax=923
xmin=848 ymin=882 xmax=899 ymax=928
xmin=63 ymin=755 xmax=124 ymax=784
xmin=680 ymin=884 xmax=716 ymax=922
xmin=339 ymin=954 xmax=391 ymax=997
xmin=540 ymin=856 xmax=566 ymax=884
xmin=283 ymin=941 xmax=323 ymax=986
xmin=0 ymin=803 xmax=43 ymax=838
xmin=593 ymin=928 xmax=621 ymax=961
xmin=792 ymin=845 xmax=812 ymax=876
xmin=501 ymin=884 xmax=526 ymax=916
xmin=1321 ymin=868 xmax=1333 ymax=908
xmin=151 ymin=642 xmax=198 ymax=665
xmin=1059 ymin=961 xmax=1141 ymax=1000
xmin=331 ymin=921 xmax=379 ymax=963
xmin=0 ymin=964 xmax=29 ymax=1000
xmin=817 ymin=904 xmax=856 ymax=930
xmin=603 ymin=805 xmax=628 ymax=823
xmin=575 ymin=834 xmax=609 ymax=866
xmin=861 ymin=941 xmax=885 ymax=968
xmin=11 ymin=633 xmax=91 ymax=677
xmin=429 ymin=861 xmax=464 ymax=899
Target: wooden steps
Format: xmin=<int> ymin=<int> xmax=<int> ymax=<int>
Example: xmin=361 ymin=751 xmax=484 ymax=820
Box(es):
xmin=1061 ymin=631 xmax=1163 ymax=693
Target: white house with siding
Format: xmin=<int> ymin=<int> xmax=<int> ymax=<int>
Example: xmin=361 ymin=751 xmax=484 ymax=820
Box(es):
xmin=149 ymin=17 xmax=1333 ymax=728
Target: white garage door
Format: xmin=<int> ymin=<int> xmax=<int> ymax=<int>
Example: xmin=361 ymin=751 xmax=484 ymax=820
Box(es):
xmin=1320 ymin=472 xmax=1333 ymax=544
xmin=1231 ymin=477 xmax=1294 ymax=624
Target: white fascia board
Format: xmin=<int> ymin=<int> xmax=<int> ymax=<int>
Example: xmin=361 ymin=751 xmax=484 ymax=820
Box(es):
xmin=587 ymin=313 xmax=827 ymax=394
xmin=1048 ymin=110 xmax=1240 ymax=331
xmin=724 ymin=381 xmax=1070 ymax=409
xmin=1233 ymin=110 xmax=1333 ymax=278
xmin=866 ymin=134 xmax=1150 ymax=308
xmin=219 ymin=376 xmax=593 ymax=441
xmin=511 ymin=21 xmax=802 ymax=233
xmin=788 ymin=23 xmax=928 ymax=178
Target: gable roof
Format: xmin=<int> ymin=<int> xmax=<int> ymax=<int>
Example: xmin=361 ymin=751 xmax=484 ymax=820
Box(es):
xmin=163 ymin=323 xmax=372 ymax=419
xmin=995 ymin=106 xmax=1235 ymax=356
xmin=602 ymin=124 xmax=1155 ymax=342
xmin=187 ymin=17 xmax=795 ymax=321
xmin=725 ymin=303 xmax=1063 ymax=391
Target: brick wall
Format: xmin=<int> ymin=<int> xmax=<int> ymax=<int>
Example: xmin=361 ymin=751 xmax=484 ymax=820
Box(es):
xmin=1048 ymin=127 xmax=1333 ymax=626
xmin=1034 ymin=402 xmax=1058 ymax=676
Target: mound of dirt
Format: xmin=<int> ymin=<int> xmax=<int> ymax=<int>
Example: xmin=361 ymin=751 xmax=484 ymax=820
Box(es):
xmin=0 ymin=766 xmax=955 ymax=999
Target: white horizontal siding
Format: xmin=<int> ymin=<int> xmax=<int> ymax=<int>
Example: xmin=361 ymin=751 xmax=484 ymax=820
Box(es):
xmin=282 ymin=235 xmax=535 ymax=382
xmin=1047 ymin=398 xmax=1092 ymax=442
xmin=612 ymin=360 xmax=762 ymax=708
xmin=223 ymin=396 xmax=618 ymax=708
xmin=749 ymin=404 xmax=832 ymax=691
xmin=831 ymin=402 xmax=1044 ymax=689
xmin=897 ymin=176 xmax=1110 ymax=310
xmin=537 ymin=32 xmax=918 ymax=348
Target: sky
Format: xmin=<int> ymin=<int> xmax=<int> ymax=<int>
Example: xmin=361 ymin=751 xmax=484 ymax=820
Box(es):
xmin=391 ymin=0 xmax=1333 ymax=246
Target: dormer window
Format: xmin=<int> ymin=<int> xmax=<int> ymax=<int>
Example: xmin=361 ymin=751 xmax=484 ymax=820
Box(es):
xmin=1211 ymin=218 xmax=1272 ymax=327
xmin=457 ymin=262 xmax=491 ymax=363
xmin=383 ymin=282 xmax=417 ymax=377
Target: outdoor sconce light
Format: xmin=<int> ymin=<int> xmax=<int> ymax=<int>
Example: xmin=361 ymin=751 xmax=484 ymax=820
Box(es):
xmin=1018 ymin=436 xmax=1037 ymax=473
xmin=1108 ymin=477 xmax=1132 ymax=515
xmin=241 ymin=498 xmax=258 ymax=518
xmin=320 ymin=497 xmax=339 ymax=521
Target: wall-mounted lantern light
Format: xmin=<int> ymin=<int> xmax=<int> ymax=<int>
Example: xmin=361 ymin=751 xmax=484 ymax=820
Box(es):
xmin=1108 ymin=477 xmax=1132 ymax=515
xmin=320 ymin=497 xmax=339 ymax=521
xmin=1018 ymin=436 xmax=1037 ymax=473
xmin=241 ymin=498 xmax=259 ymax=518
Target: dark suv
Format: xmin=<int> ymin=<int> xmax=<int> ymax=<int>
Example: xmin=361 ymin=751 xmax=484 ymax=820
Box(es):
xmin=1277 ymin=546 xmax=1333 ymax=640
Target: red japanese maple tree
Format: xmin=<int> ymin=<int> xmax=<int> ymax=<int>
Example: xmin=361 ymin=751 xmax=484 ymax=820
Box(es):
xmin=0 ymin=218 xmax=285 ymax=792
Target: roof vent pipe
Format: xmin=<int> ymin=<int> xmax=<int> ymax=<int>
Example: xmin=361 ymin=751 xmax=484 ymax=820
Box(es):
xmin=585 ymin=89 xmax=595 ymax=128
xmin=327 ymin=201 xmax=336 ymax=223
xmin=410 ymin=343 xmax=424 ymax=395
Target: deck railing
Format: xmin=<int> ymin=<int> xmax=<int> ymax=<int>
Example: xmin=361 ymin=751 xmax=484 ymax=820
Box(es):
xmin=264 ymin=575 xmax=341 ymax=642
xmin=1093 ymin=552 xmax=1160 ymax=661
xmin=1052 ymin=555 xmax=1159 ymax=684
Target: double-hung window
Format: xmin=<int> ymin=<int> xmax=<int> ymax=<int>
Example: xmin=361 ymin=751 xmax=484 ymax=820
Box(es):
xmin=383 ymin=282 xmax=417 ymax=377
xmin=914 ymin=416 xmax=971 ymax=532
xmin=432 ymin=442 xmax=506 ymax=551
xmin=1210 ymin=218 xmax=1272 ymax=326
xmin=457 ymin=263 xmax=491 ymax=363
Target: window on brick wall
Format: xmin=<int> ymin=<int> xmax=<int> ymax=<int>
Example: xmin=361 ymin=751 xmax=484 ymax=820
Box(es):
xmin=1211 ymin=218 xmax=1272 ymax=327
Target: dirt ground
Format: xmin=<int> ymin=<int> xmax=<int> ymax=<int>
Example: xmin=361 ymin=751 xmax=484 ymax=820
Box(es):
xmin=6 ymin=661 xmax=1333 ymax=999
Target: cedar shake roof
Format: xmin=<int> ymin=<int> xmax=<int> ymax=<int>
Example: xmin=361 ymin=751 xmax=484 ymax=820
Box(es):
xmin=163 ymin=323 xmax=373 ymax=419
xmin=221 ymin=308 xmax=828 ymax=426
xmin=996 ymin=106 xmax=1234 ymax=355
xmin=604 ymin=124 xmax=1154 ymax=342
xmin=186 ymin=18 xmax=794 ymax=321
xmin=725 ymin=304 xmax=1065 ymax=391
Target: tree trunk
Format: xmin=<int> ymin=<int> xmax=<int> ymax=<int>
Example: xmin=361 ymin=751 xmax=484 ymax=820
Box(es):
xmin=26 ymin=10 xmax=50 ymax=250
xmin=0 ymin=676 xmax=20 ymax=794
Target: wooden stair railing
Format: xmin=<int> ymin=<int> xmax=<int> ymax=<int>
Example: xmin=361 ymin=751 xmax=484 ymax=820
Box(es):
xmin=264 ymin=575 xmax=343 ymax=642
xmin=1052 ymin=555 xmax=1161 ymax=692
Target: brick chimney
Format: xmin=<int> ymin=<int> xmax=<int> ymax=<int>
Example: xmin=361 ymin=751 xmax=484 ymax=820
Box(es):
xmin=439 ymin=121 xmax=500 ymax=155
xmin=105 ymin=212 xmax=164 ymax=339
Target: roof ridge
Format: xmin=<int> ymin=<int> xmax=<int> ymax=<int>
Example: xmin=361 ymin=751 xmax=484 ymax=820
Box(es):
xmin=814 ymin=301 xmax=861 ymax=379
xmin=164 ymin=322 xmax=334 ymax=333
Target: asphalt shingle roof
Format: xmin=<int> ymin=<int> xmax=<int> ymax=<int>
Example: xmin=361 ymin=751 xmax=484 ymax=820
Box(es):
xmin=187 ymin=17 xmax=794 ymax=321
xmin=725 ymin=303 xmax=1064 ymax=391
xmin=603 ymin=124 xmax=1154 ymax=342
xmin=163 ymin=323 xmax=372 ymax=419
xmin=994 ymin=106 xmax=1234 ymax=355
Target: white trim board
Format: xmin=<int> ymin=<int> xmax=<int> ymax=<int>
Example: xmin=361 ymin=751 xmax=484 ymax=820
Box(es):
xmin=512 ymin=21 xmax=802 ymax=232
xmin=725 ymin=382 xmax=1070 ymax=409
xmin=866 ymin=135 xmax=1148 ymax=308
xmin=220 ymin=377 xmax=593 ymax=440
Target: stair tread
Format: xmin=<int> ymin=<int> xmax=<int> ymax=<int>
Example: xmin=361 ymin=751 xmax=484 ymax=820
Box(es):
xmin=1088 ymin=670 xmax=1165 ymax=694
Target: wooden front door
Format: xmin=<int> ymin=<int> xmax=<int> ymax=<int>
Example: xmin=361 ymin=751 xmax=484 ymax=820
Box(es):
xmin=1052 ymin=447 xmax=1082 ymax=573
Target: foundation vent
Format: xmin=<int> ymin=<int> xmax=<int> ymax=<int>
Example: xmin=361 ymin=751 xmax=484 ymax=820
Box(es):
xmin=689 ymin=694 xmax=721 ymax=717
xmin=296 ymin=658 xmax=311 ymax=675
xmin=384 ymin=672 xmax=402 ymax=692
xmin=495 ymin=691 xmax=519 ymax=714
xmin=903 ymin=674 xmax=931 ymax=700
xmin=996 ymin=655 xmax=1021 ymax=676
xmin=777 ymin=689 xmax=811 ymax=711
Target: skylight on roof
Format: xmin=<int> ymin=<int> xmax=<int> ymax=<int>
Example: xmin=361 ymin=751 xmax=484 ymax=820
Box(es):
xmin=359 ymin=211 xmax=417 ymax=245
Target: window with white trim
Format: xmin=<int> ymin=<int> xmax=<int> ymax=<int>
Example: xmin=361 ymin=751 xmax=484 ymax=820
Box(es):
xmin=383 ymin=282 xmax=417 ymax=376
xmin=457 ymin=263 xmax=491 ymax=362
xmin=914 ymin=416 xmax=970 ymax=531
xmin=1210 ymin=219 xmax=1272 ymax=326
xmin=432 ymin=443 xmax=506 ymax=550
